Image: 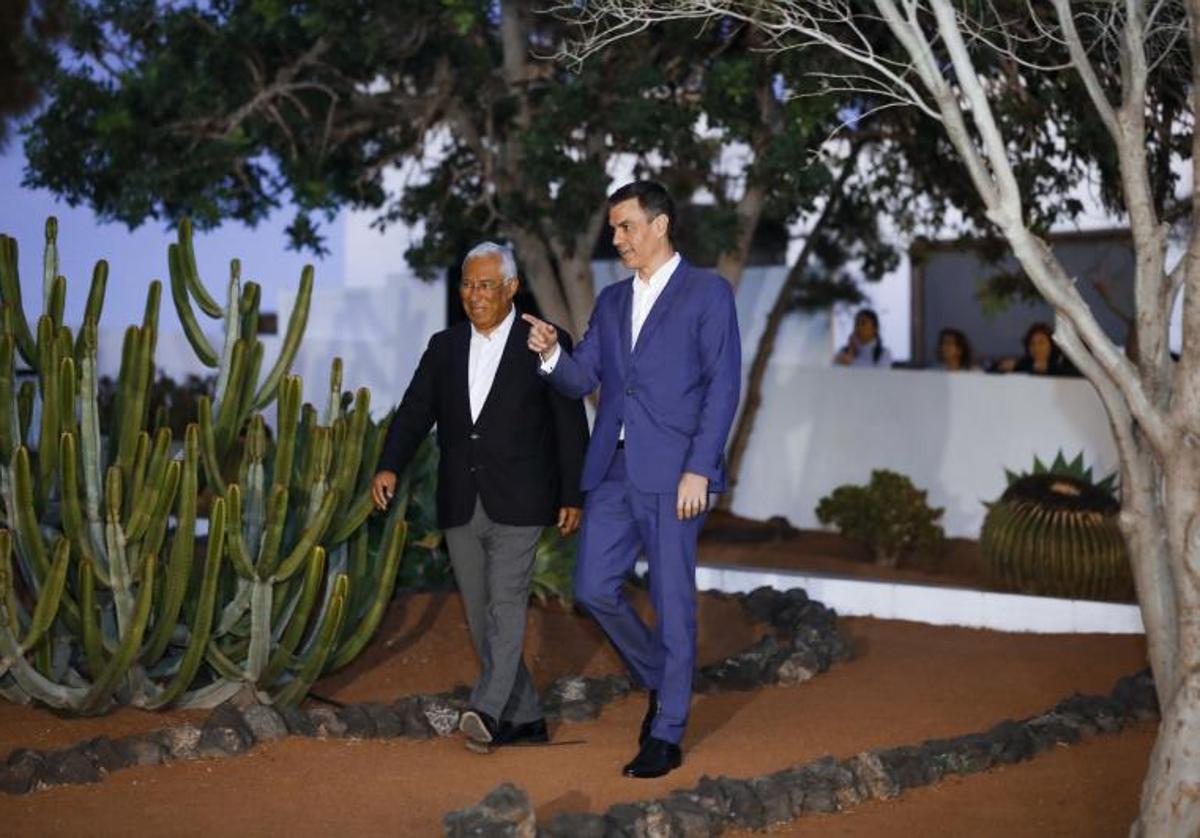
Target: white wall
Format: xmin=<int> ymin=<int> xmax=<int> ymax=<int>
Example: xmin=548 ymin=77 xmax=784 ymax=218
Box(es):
xmin=731 ymin=366 xmax=1118 ymax=538
xmin=276 ymin=278 xmax=444 ymax=415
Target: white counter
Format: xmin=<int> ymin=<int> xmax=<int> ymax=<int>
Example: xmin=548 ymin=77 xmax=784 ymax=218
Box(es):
xmin=731 ymin=366 xmax=1117 ymax=538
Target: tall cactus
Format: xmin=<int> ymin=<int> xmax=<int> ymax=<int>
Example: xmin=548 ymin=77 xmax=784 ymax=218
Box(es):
xmin=0 ymin=218 xmax=406 ymax=714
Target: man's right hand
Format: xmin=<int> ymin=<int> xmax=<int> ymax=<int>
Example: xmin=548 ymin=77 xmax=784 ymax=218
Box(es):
xmin=371 ymin=470 xmax=397 ymax=511
xmin=522 ymin=314 xmax=559 ymax=360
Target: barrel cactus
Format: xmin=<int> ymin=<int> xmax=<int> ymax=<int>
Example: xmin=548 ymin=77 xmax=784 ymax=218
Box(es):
xmin=980 ymin=451 xmax=1131 ymax=601
xmin=0 ymin=218 xmax=407 ymax=714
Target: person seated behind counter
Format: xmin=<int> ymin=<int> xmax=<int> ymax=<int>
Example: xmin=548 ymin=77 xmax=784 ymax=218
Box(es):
xmin=834 ymin=308 xmax=893 ymax=368
xmin=994 ymin=322 xmax=1078 ymax=376
xmin=935 ymin=327 xmax=975 ymax=371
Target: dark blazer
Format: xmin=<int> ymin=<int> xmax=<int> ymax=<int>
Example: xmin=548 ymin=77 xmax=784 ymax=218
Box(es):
xmin=377 ymin=312 xmax=589 ymax=529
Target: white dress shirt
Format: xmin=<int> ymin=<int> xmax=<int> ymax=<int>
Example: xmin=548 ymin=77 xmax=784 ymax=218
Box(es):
xmin=630 ymin=252 xmax=680 ymax=351
xmin=469 ymin=306 xmax=516 ymax=423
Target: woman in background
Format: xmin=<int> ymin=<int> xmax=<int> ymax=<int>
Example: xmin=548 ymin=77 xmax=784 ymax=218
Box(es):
xmin=997 ymin=322 xmax=1077 ymax=376
xmin=834 ymin=308 xmax=893 ymax=368
xmin=935 ymin=327 xmax=975 ymax=371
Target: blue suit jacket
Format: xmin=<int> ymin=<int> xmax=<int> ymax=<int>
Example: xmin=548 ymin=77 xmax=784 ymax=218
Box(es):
xmin=546 ymin=258 xmax=742 ymax=494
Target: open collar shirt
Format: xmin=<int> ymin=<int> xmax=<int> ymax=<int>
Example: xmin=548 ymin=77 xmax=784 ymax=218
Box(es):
xmin=468 ymin=305 xmax=516 ymax=423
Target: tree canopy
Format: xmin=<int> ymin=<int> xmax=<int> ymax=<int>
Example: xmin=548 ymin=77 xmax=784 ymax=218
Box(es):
xmin=20 ymin=1 xmax=1182 ymax=335
xmin=0 ymin=0 xmax=62 ymax=148
xmin=23 ymin=1 xmax=713 ymax=336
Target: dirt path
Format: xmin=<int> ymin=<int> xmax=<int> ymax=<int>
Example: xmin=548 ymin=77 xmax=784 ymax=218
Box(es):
xmin=0 ymin=595 xmax=1149 ymax=836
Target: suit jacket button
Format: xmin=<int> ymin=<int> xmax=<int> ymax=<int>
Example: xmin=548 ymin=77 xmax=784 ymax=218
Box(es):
xmin=469 ymin=433 xmax=480 ymax=440
xmin=625 ymin=387 xmax=635 ymax=396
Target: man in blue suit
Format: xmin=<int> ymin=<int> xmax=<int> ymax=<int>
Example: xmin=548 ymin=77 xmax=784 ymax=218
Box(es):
xmin=524 ymin=181 xmax=741 ymax=778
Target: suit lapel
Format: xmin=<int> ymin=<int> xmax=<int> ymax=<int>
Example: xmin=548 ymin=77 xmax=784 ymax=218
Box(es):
xmin=632 ymin=258 xmax=688 ymax=359
xmin=472 ymin=310 xmax=525 ymax=429
xmin=450 ymin=322 xmax=473 ymax=428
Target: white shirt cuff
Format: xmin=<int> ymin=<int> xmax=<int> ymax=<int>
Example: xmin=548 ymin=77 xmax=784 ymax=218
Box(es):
xmin=539 ymin=344 xmax=561 ymax=373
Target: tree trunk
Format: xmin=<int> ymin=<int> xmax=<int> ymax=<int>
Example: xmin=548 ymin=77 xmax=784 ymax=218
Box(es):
xmin=556 ymin=198 xmax=610 ymax=340
xmin=716 ymin=179 xmax=768 ymax=290
xmin=1136 ymin=667 xmax=1200 ymax=837
xmin=558 ymin=254 xmax=597 ymax=341
xmin=718 ymin=148 xmax=859 ymax=510
xmin=1131 ymin=449 xmax=1200 ymax=835
xmin=1117 ymin=445 xmax=1178 ymax=699
xmin=715 ymin=38 xmax=781 ymax=291
xmin=504 ymin=227 xmax=572 ymax=332
xmin=717 ymin=252 xmax=803 ymax=512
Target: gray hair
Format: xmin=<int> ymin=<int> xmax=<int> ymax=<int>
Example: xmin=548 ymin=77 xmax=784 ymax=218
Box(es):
xmin=462 ymin=241 xmax=518 ymax=282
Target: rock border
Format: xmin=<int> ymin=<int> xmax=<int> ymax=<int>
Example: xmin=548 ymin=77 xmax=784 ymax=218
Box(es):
xmin=444 ymin=669 xmax=1159 ymax=837
xmin=0 ymin=586 xmax=850 ymax=795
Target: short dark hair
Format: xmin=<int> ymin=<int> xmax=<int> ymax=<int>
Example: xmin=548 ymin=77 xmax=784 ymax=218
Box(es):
xmin=607 ymin=181 xmax=676 ymax=244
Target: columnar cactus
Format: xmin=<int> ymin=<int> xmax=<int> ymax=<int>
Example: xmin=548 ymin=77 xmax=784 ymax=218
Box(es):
xmin=0 ymin=218 xmax=406 ymax=714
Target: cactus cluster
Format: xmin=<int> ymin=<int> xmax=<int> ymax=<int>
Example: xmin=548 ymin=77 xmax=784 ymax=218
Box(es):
xmin=0 ymin=218 xmax=406 ymax=714
xmin=980 ymin=451 xmax=1131 ymax=601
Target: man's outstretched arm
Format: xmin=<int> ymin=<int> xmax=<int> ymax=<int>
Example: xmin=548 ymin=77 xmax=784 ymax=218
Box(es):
xmin=524 ymin=311 xmax=602 ymax=399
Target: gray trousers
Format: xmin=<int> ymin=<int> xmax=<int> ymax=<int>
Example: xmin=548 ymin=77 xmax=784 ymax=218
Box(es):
xmin=443 ymin=497 xmax=543 ymax=724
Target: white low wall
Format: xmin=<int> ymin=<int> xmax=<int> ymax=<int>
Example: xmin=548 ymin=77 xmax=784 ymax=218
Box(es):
xmin=688 ymin=563 xmax=1143 ymax=634
xmin=730 ymin=366 xmax=1118 ymax=539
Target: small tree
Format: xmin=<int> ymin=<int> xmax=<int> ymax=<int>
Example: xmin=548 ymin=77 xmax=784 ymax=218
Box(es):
xmin=569 ymin=1 xmax=1195 ymax=833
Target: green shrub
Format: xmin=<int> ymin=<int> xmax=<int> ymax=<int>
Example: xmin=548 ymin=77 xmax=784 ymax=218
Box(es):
xmin=815 ymin=470 xmax=945 ymax=567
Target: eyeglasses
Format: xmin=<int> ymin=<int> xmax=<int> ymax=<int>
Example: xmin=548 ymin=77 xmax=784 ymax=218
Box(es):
xmin=459 ymin=277 xmax=511 ymax=293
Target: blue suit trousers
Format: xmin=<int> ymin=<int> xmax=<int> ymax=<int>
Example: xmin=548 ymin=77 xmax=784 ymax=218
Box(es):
xmin=573 ymin=450 xmax=704 ymax=744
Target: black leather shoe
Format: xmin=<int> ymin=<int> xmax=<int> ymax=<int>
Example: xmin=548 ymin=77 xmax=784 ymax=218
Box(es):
xmin=622 ymin=736 xmax=682 ymax=779
xmin=493 ymin=718 xmax=550 ymax=747
xmin=459 ymin=708 xmax=499 ymax=745
xmin=638 ymin=690 xmax=658 ymax=746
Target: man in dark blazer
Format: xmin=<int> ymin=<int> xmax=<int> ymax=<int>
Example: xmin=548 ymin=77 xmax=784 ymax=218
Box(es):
xmin=525 ymin=181 xmax=742 ymax=779
xmin=371 ymin=241 xmax=588 ymax=753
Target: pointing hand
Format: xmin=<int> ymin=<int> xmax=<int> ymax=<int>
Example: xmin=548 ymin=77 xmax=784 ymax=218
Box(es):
xmin=522 ymin=314 xmax=559 ymax=360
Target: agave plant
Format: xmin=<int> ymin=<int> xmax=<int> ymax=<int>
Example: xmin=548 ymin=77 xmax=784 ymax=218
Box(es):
xmin=981 ymin=450 xmax=1131 ymax=601
xmin=0 ymin=218 xmax=406 ymax=714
